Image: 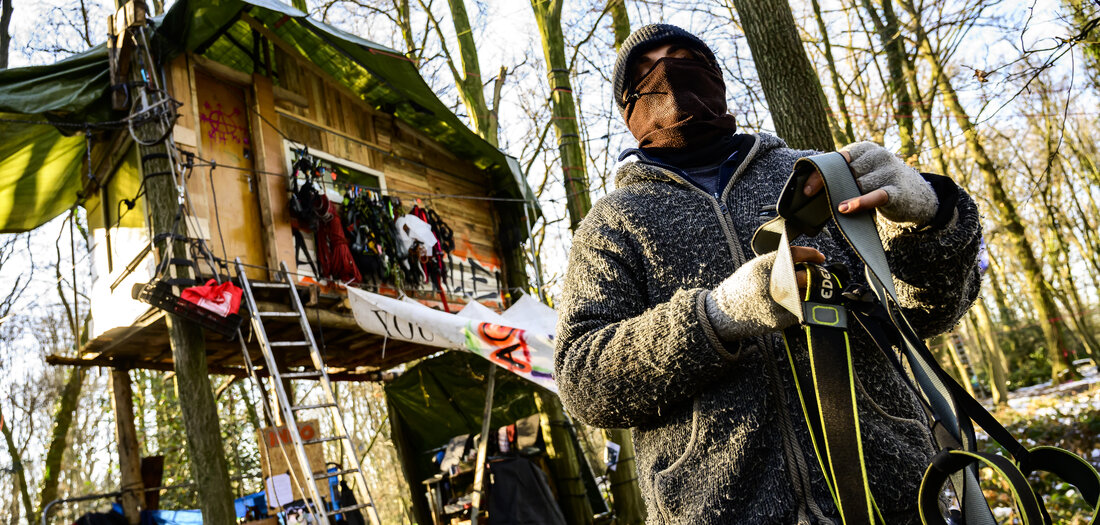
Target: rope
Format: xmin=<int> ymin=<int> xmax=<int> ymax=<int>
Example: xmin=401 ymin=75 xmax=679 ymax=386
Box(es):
xmin=0 ymin=115 xmax=132 ymax=130
xmin=189 ymin=157 xmax=536 ymax=203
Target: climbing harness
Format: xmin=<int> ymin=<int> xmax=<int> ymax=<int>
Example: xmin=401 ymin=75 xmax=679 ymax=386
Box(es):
xmin=288 ymin=154 xmax=325 ymax=279
xmin=751 ymin=152 xmax=1100 ymax=524
xmin=410 ymin=204 xmax=454 ymax=311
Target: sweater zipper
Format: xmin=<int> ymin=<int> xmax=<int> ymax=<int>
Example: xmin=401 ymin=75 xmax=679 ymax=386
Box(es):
xmin=645 ymin=137 xmax=830 ymax=522
xmin=652 ymin=172 xmax=745 ymax=266
xmin=631 ymin=136 xmax=828 ymax=520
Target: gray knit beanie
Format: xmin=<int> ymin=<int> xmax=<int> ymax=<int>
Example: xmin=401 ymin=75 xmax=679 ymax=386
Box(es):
xmin=613 ymin=24 xmax=719 ymax=113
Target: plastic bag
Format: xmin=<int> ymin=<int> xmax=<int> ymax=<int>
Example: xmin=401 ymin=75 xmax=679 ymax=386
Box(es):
xmin=181 ymin=279 xmax=243 ymax=317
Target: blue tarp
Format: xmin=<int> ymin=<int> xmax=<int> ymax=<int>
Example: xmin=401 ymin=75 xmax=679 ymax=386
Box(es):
xmin=111 ymin=504 xmax=204 ymax=525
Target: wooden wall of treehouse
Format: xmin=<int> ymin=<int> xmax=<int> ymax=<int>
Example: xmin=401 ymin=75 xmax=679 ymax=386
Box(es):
xmin=268 ymin=45 xmax=509 ymax=311
xmin=84 ymin=49 xmax=512 ymax=340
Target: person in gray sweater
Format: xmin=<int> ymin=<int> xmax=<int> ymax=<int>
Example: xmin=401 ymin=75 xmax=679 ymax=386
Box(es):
xmin=555 ymin=24 xmax=982 ymax=524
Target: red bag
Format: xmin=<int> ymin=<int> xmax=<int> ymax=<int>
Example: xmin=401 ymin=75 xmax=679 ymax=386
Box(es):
xmin=181 ymin=279 xmax=243 ymax=317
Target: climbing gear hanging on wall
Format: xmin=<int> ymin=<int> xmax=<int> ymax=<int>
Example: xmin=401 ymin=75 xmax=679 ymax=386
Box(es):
xmin=288 ymin=154 xmax=323 ymax=278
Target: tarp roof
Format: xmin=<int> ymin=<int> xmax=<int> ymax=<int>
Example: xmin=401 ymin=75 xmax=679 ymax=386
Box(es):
xmin=0 ymin=0 xmax=538 ymax=233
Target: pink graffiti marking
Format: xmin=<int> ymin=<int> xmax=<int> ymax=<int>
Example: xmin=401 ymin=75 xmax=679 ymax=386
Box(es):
xmin=200 ymin=101 xmax=250 ymax=146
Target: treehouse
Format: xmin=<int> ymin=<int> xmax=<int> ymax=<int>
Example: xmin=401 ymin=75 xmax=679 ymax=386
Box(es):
xmin=68 ymin=7 xmax=536 ymax=376
xmin=0 ymin=1 xmax=622 ymax=524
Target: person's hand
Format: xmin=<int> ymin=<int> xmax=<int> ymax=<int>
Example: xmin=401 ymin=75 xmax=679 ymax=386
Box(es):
xmin=791 ymin=245 xmax=826 ymax=291
xmin=705 ymin=246 xmax=824 ymax=341
xmin=800 ymin=142 xmax=938 ymax=226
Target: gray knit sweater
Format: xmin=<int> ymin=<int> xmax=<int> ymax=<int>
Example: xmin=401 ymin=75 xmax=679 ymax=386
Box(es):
xmin=555 ymin=133 xmax=982 ymax=524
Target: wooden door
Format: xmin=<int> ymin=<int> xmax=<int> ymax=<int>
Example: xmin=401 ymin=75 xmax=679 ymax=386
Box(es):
xmin=195 ymin=71 xmax=267 ymax=279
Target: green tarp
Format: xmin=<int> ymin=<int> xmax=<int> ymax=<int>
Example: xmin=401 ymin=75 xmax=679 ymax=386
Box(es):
xmin=0 ymin=45 xmax=114 ymax=231
xmin=0 ymin=119 xmax=88 ymax=231
xmin=0 ymin=0 xmax=537 ymax=233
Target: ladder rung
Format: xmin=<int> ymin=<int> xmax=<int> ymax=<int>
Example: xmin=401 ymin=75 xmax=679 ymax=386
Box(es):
xmin=282 ymin=370 xmax=323 ymax=379
xmin=292 ymin=402 xmax=336 ymax=411
xmin=270 ymin=340 xmax=310 ymax=347
xmin=327 ymin=502 xmax=373 ymax=515
xmin=303 ymin=435 xmax=346 ymax=446
xmin=259 ymin=311 xmax=299 ymax=317
xmin=315 ymin=468 xmax=359 ymax=480
xmin=251 ymin=281 xmax=291 ymax=289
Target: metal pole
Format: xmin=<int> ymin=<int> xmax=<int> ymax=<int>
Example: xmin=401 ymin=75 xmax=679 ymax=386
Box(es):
xmin=522 ymin=203 xmax=547 ymax=302
xmin=468 ymin=361 xmax=497 ymax=524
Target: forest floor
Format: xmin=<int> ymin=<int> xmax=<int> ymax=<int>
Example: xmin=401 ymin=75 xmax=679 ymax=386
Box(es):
xmin=976 ymin=364 xmax=1100 ymax=524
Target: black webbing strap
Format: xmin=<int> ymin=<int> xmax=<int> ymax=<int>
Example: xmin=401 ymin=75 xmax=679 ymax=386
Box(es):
xmin=919 ymin=449 xmax=1045 ymax=525
xmin=796 ymin=262 xmax=877 ymax=524
xmin=292 ymin=228 xmax=320 ymax=278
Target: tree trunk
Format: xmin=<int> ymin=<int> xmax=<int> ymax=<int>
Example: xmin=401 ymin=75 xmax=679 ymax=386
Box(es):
xmin=166 ymin=318 xmax=235 ymax=523
xmin=0 ymin=0 xmax=12 ymax=70
xmin=0 ymin=0 xmax=11 ymax=70
xmin=394 ymin=0 xmax=418 ymax=62
xmin=603 ymin=428 xmax=645 ymax=524
xmin=909 ymin=59 xmax=950 ymax=176
xmin=728 ymin=0 xmax=834 ymax=151
xmin=810 ymin=0 xmax=854 ymax=144
xmin=444 ymin=0 xmax=496 ymax=144
xmin=1038 ymin=183 xmax=1100 ymax=359
xmin=130 ymin=72 xmax=237 ymax=525
xmin=112 ymin=370 xmax=145 ymax=524
xmin=1 ymin=406 xmax=34 ymax=525
xmin=986 ymin=264 xmax=1018 ymax=326
xmin=859 ymin=0 xmax=916 ymax=158
xmin=608 ymin=0 xmax=631 ymax=50
xmin=941 ymin=337 xmax=977 ymax=398
xmin=902 ymin=0 xmax=1077 ymax=382
xmin=35 ymin=367 xmax=87 ymax=524
xmin=534 ymin=391 xmax=594 ymax=524
xmin=531 ymin=0 xmax=592 ymax=232
xmin=972 ymin=305 xmax=1009 ymax=405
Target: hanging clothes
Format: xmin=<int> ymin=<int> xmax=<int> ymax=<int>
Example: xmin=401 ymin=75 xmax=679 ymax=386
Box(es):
xmin=401 ymin=207 xmax=450 ymax=311
xmin=315 ymin=198 xmax=361 ymax=284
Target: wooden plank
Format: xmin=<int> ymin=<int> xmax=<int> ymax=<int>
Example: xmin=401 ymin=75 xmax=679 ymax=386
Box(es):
xmin=111 ymin=369 xmax=145 ymax=525
xmin=167 ymin=55 xmax=196 ymax=135
xmin=46 ymin=355 xmax=401 ymax=381
xmin=256 ymin=420 xmax=328 ymax=508
xmin=194 ymin=69 xmax=268 ymax=279
xmin=274 ymin=108 xmax=388 ymax=156
xmin=241 ymin=12 xmax=391 ymax=125
xmin=250 ymin=73 xmax=295 ymax=277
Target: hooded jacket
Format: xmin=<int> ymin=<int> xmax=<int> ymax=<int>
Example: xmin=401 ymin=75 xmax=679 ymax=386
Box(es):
xmin=555 ymin=133 xmax=982 ymax=524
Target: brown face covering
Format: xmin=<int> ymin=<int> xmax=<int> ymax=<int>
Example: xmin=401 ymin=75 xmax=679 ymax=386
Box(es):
xmin=624 ymin=57 xmax=737 ymax=150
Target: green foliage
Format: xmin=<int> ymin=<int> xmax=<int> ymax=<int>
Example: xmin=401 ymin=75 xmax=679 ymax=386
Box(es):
xmin=975 ymin=386 xmax=1100 ymax=524
xmin=1004 ymin=330 xmax=1053 ymax=389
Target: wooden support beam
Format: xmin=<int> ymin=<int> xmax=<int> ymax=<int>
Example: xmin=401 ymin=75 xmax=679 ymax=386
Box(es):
xmin=110 ymin=369 xmax=144 ymax=524
xmin=190 ymin=54 xmax=307 ymax=107
xmin=249 ymin=74 xmax=296 ymax=276
xmin=254 ymin=301 xmax=360 ymax=330
xmin=468 ymin=363 xmax=497 ymax=524
xmin=46 ymin=354 xmax=402 ymax=382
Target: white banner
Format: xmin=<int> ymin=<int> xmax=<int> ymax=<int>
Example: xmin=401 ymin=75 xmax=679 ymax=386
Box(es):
xmin=347 ymin=288 xmax=558 ymax=392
